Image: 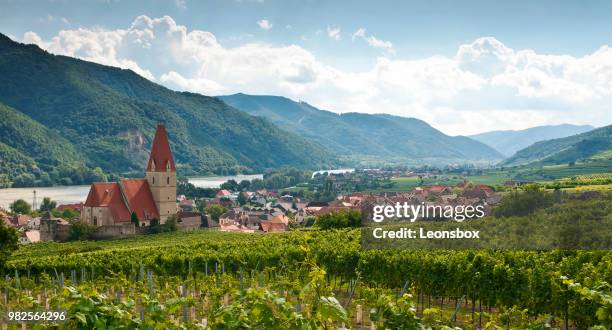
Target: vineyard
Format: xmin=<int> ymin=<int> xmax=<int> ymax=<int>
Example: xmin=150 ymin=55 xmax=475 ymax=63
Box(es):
xmin=2 ymin=226 xmax=612 ymax=329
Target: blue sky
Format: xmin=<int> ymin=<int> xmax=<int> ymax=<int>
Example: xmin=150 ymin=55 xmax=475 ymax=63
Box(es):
xmin=1 ymin=0 xmax=611 ymax=135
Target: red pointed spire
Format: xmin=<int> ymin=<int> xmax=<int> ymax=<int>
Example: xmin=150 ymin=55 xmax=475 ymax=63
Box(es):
xmin=146 ymin=124 xmax=175 ymax=172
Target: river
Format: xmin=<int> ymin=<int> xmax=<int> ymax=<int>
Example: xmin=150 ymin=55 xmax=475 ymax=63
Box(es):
xmin=0 ymin=174 xmax=262 ymax=209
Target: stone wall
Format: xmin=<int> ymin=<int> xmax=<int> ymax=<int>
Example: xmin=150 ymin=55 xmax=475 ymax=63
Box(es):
xmin=90 ymin=223 xmax=136 ymax=240
xmin=177 ymin=215 xmax=202 ymax=231
xmin=40 ymin=219 xmax=71 ymax=242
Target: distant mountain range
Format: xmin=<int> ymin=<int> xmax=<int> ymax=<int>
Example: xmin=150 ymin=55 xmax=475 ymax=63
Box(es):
xmin=502 ymin=125 xmax=612 ymax=166
xmin=218 ymin=93 xmax=503 ymax=163
xmin=0 ymin=33 xmax=335 ymax=186
xmin=469 ymin=124 xmax=595 ymax=157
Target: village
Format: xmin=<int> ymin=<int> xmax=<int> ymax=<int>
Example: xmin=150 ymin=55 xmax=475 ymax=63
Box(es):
xmin=0 ymin=125 xmax=504 ymax=243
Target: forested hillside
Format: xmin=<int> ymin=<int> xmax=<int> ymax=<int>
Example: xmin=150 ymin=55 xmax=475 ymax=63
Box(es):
xmin=502 ymin=125 xmax=612 ymax=166
xmin=0 ymin=34 xmax=336 ymax=187
xmin=470 ymin=124 xmax=595 ymax=157
xmin=218 ymin=93 xmax=503 ymax=163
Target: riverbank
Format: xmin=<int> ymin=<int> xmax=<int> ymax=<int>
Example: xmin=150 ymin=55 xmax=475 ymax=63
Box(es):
xmin=0 ymin=174 xmax=263 ymax=209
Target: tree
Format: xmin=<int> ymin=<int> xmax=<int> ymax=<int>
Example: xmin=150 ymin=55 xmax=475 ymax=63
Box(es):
xmin=69 ymin=220 xmax=96 ymax=241
xmin=195 ymin=199 xmax=207 ymax=213
xmin=220 ymin=179 xmax=239 ymax=191
xmin=61 ymin=208 xmax=79 ymax=220
xmin=205 ymin=205 xmax=227 ymax=222
xmin=237 ymin=192 xmax=248 ymax=206
xmin=493 ymin=184 xmax=553 ymax=218
xmin=0 ymin=219 xmax=19 ymax=270
xmin=9 ymin=199 xmax=31 ymax=215
xmin=162 ymin=214 xmax=178 ymax=232
xmin=316 ymin=210 xmax=362 ymax=230
xmin=238 ymin=180 xmax=251 ymax=191
xmin=39 ymin=197 xmax=56 ymax=212
xmin=130 ymin=211 xmax=139 ymax=227
xmin=149 ymin=218 xmax=161 ymax=234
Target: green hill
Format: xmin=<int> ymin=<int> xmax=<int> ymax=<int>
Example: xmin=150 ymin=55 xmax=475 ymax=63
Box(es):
xmin=218 ymin=93 xmax=503 ymax=163
xmin=502 ymin=125 xmax=612 ymax=166
xmin=469 ymin=124 xmax=595 ymax=157
xmin=0 ymin=34 xmax=336 ymax=187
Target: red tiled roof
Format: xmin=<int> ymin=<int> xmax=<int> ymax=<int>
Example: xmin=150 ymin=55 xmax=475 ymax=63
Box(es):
xmin=216 ymin=189 xmax=231 ymax=197
xmin=15 ymin=214 xmax=32 ymax=226
xmin=424 ymin=185 xmax=448 ymax=192
xmin=83 ymin=182 xmax=131 ymax=222
xmin=57 ymin=203 xmax=83 ymax=212
xmin=146 ymin=124 xmax=176 ymax=172
xmin=260 ymin=221 xmax=287 ymax=232
xmin=121 ymin=179 xmax=160 ymax=221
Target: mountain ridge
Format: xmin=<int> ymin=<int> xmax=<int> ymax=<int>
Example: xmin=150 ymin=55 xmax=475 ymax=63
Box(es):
xmin=469 ymin=124 xmax=595 ymax=157
xmin=218 ymin=93 xmax=503 ymax=163
xmin=502 ymin=125 xmax=612 ymax=166
xmin=0 ymin=34 xmax=336 ymax=187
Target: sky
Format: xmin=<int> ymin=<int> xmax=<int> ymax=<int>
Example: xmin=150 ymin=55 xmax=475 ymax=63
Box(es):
xmin=1 ymin=0 xmax=611 ymax=135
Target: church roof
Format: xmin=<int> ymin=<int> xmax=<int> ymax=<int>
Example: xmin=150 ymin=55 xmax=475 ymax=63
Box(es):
xmin=84 ymin=179 xmax=160 ymax=222
xmin=147 ymin=124 xmax=176 ymax=172
xmin=84 ymin=182 xmax=131 ymax=221
xmin=120 ymin=179 xmax=160 ymax=220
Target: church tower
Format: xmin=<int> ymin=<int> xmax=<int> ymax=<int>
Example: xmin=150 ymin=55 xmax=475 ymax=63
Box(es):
xmin=145 ymin=124 xmax=177 ymax=223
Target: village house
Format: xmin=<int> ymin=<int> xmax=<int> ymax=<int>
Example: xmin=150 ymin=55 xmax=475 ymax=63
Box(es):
xmin=19 ymin=230 xmax=40 ymax=244
xmin=57 ymin=203 xmax=83 ymax=213
xmin=81 ymin=124 xmax=177 ymax=226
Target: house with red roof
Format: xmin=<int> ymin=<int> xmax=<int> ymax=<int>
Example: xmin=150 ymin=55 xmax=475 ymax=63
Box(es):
xmin=216 ymin=189 xmax=231 ymax=198
xmin=57 ymin=203 xmax=83 ymax=213
xmin=81 ymin=124 xmax=177 ymax=227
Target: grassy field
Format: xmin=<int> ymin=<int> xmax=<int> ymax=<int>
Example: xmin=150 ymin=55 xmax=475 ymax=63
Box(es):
xmin=509 ymin=159 xmax=612 ymax=181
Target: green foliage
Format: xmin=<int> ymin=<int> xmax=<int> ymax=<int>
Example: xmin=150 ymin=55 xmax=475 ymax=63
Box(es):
xmin=148 ymin=218 xmax=161 ymax=234
xmin=9 ymin=198 xmax=31 ymax=214
xmin=469 ymin=124 xmax=594 ymax=157
xmin=39 ymin=197 xmax=56 ymax=212
xmin=316 ymin=210 xmax=361 ymax=230
xmin=0 ymin=218 xmax=18 ymax=270
xmin=4 ymin=193 xmax=612 ymax=328
xmin=503 ymin=125 xmax=611 ymax=166
xmin=206 ymin=205 xmax=228 ymax=222
xmin=237 ymin=192 xmax=248 ymax=206
xmin=220 ymin=179 xmax=239 ymax=191
xmin=177 ymin=178 xmax=216 ymax=198
xmin=370 ymin=294 xmax=424 ymax=329
xmin=69 ymin=220 xmax=96 ymax=241
xmin=61 ymin=208 xmax=80 ymax=220
xmin=60 ymin=286 xmax=141 ymax=329
xmin=211 ymin=288 xmax=309 ymax=329
xmin=130 ymin=211 xmax=139 ymax=227
xmin=493 ymin=185 xmax=553 ymax=217
xmin=562 ymin=276 xmax=612 ymax=329
xmin=163 ymin=215 xmax=178 ymax=232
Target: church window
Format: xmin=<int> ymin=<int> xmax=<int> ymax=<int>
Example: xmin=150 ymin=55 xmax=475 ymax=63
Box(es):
xmin=93 ymin=216 xmax=97 ymax=226
xmin=167 ymin=176 xmax=170 ymax=184
xmin=152 ymin=177 xmax=155 ymax=184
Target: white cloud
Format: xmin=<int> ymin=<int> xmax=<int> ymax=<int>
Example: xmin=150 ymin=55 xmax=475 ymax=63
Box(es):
xmin=326 ymin=26 xmax=341 ymax=41
xmin=39 ymin=15 xmax=70 ymax=25
xmin=352 ymin=27 xmax=394 ymax=53
xmin=175 ymin=0 xmax=187 ymax=9
xmin=21 ymin=16 xmax=611 ymax=135
xmin=257 ymin=19 xmax=272 ymax=30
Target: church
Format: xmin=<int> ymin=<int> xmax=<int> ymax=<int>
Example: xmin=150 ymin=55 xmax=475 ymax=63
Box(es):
xmin=81 ymin=124 xmax=177 ymax=226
